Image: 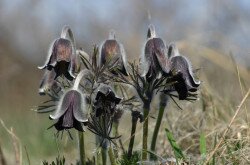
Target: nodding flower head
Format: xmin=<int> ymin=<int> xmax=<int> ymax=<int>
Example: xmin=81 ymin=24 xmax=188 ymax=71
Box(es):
xmin=168 ymin=43 xmax=200 ymax=100
xmin=141 ymin=24 xmax=170 ymax=80
xmin=99 ymin=30 xmax=128 ymax=76
xmin=49 ymin=89 xmax=88 ymax=131
xmin=94 ymin=85 xmax=122 ymax=117
xmin=38 ymin=26 xmax=79 ymax=81
xmin=87 ymin=84 xmax=122 ymax=147
xmin=39 ymin=69 xmax=61 ymax=95
xmin=49 ymin=70 xmax=89 ymax=131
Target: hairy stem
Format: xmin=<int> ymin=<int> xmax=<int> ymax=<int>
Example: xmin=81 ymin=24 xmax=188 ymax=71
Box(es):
xmin=142 ymin=103 xmax=150 ymax=161
xmin=78 ymin=131 xmax=86 ymax=165
xmin=150 ymin=105 xmax=165 ymax=159
xmin=101 ymin=148 xmax=107 ymax=165
xmin=128 ymin=114 xmax=138 ymax=158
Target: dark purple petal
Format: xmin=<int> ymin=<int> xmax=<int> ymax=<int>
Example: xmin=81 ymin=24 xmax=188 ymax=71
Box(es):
xmin=94 ymin=85 xmax=121 ymax=117
xmin=54 ymin=61 xmax=74 ymax=81
xmin=50 ymin=90 xmax=75 ymax=120
xmin=99 ymin=31 xmax=128 ymax=75
xmin=168 ymin=43 xmax=180 ymax=58
xmin=73 ymin=119 xmax=84 ymax=131
xmin=171 ymin=73 xmax=189 ymax=100
xmin=72 ymin=91 xmax=88 ymax=122
xmin=38 ymin=39 xmax=58 ymax=70
xmin=52 ymin=117 xmax=65 ymax=131
xmin=51 ymin=115 xmax=84 ymax=131
xmin=142 ymin=24 xmax=169 ymax=79
xmin=39 ymin=38 xmax=75 ymax=81
xmin=170 ymin=56 xmax=200 ymax=89
xmin=143 ymin=38 xmax=169 ymax=79
xmin=106 ymin=90 xmax=122 ymax=104
xmin=53 ymin=38 xmax=72 ymax=63
xmin=95 ymin=107 xmax=103 ymax=117
xmin=61 ymin=105 xmax=74 ymax=128
xmin=50 ymin=90 xmax=86 ymax=131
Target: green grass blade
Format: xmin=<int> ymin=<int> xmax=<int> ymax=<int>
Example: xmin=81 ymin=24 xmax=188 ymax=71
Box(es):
xmin=199 ymin=132 xmax=206 ymax=156
xmin=165 ymin=128 xmax=185 ymax=161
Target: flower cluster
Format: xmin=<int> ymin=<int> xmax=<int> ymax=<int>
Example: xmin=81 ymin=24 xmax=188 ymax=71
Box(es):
xmin=37 ymin=24 xmax=200 ymax=163
xmin=142 ymin=25 xmax=200 ymax=100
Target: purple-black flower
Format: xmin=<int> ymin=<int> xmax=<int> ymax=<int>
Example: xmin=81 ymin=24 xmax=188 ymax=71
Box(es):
xmin=168 ymin=43 xmax=200 ymax=100
xmin=87 ymin=85 xmax=122 ymax=146
xmin=39 ymin=69 xmax=61 ymax=95
xmin=38 ymin=38 xmax=76 ymax=81
xmin=49 ymin=90 xmax=88 ymax=131
xmin=141 ymin=24 xmax=170 ymax=80
xmin=94 ymin=86 xmax=122 ymax=117
xmin=99 ymin=30 xmax=128 ymax=75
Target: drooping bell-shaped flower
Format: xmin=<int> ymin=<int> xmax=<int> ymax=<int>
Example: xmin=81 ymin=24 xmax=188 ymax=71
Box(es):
xmin=39 ymin=69 xmax=61 ymax=95
xmin=87 ymin=84 xmax=122 ymax=147
xmin=141 ymin=24 xmax=170 ymax=80
xmin=38 ymin=26 xmax=79 ymax=81
xmin=49 ymin=70 xmax=89 ymax=131
xmin=49 ymin=90 xmax=87 ymax=131
xmin=99 ymin=30 xmax=128 ymax=75
xmin=168 ymin=43 xmax=200 ymax=100
xmin=94 ymin=85 xmax=122 ymax=117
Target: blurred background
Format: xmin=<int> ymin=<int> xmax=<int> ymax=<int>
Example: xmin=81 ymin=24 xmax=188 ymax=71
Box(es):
xmin=0 ymin=0 xmax=250 ymax=164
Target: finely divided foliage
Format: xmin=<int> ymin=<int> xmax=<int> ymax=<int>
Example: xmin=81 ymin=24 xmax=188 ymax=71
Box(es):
xmin=37 ymin=24 xmax=200 ymax=164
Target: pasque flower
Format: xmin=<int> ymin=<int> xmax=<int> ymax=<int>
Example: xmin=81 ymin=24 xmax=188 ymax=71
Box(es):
xmin=49 ymin=70 xmax=89 ymax=131
xmin=49 ymin=90 xmax=87 ymax=131
xmin=141 ymin=24 xmax=170 ymax=80
xmin=38 ymin=26 xmax=79 ymax=81
xmin=168 ymin=43 xmax=200 ymax=100
xmin=99 ymin=30 xmax=128 ymax=75
xmin=87 ymin=85 xmax=122 ymax=147
xmin=94 ymin=85 xmax=122 ymax=117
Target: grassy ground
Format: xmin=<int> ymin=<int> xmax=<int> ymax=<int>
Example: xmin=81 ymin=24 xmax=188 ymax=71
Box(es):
xmin=0 ymin=42 xmax=249 ymax=164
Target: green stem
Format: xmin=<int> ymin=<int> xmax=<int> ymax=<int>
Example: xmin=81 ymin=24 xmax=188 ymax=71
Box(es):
xmin=78 ymin=131 xmax=86 ymax=165
xmin=150 ymin=105 xmax=166 ymax=160
xmin=101 ymin=148 xmax=107 ymax=165
xmin=128 ymin=117 xmax=138 ymax=158
xmin=95 ymin=135 xmax=102 ymax=165
xmin=142 ymin=103 xmax=150 ymax=161
xmin=150 ymin=94 xmax=168 ymax=160
xmin=108 ymin=147 xmax=117 ymax=165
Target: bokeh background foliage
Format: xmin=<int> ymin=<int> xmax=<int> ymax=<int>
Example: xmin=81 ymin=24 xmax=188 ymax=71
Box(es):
xmin=0 ymin=0 xmax=250 ymax=164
